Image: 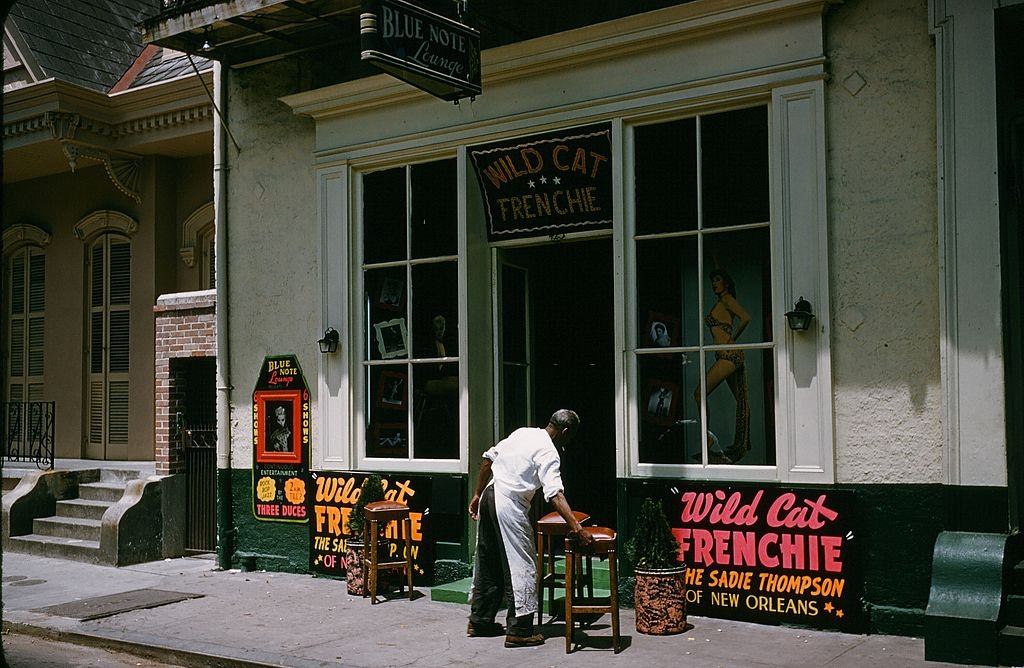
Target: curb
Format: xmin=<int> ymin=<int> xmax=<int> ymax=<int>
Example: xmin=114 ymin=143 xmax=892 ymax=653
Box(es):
xmin=2 ymin=621 xmax=282 ymax=668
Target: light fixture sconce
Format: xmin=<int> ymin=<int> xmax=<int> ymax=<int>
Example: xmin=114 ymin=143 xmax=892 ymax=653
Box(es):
xmin=201 ymin=29 xmax=213 ymax=52
xmin=785 ymin=297 xmax=814 ymax=332
xmin=318 ymin=327 xmax=340 ymax=354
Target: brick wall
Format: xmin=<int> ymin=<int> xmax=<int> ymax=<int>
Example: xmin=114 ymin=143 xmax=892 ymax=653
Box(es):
xmin=155 ymin=290 xmax=216 ymax=475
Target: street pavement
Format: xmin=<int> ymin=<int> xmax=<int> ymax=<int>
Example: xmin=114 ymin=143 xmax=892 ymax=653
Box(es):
xmin=2 ymin=631 xmax=186 ymax=667
xmin=1 ymin=551 xmax=973 ymax=668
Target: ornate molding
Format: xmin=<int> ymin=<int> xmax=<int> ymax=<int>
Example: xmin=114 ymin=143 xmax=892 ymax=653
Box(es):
xmin=73 ymin=210 xmax=139 ymax=241
xmin=61 ymin=143 xmax=143 ymax=203
xmin=5 ymin=104 xmax=212 ymax=141
xmin=179 ymin=201 xmax=214 ymax=267
xmin=2 ymin=223 xmax=52 ymax=254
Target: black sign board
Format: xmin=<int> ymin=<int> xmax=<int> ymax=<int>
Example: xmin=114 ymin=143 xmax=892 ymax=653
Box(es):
xmin=308 ymin=471 xmax=434 ymax=585
xmin=251 ymin=355 xmax=310 ymax=523
xmin=360 ymin=0 xmax=481 ymax=102
xmin=650 ymin=482 xmax=860 ymax=630
xmin=469 ymin=123 xmax=613 ymax=242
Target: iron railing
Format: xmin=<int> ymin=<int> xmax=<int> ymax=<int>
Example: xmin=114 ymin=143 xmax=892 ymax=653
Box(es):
xmin=3 ymin=401 xmax=55 ymax=470
xmin=179 ymin=412 xmax=217 ymax=553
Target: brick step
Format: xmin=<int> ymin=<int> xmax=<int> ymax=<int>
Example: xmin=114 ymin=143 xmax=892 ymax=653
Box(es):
xmin=33 ymin=516 xmax=102 ymax=542
xmin=56 ymin=498 xmax=112 ymax=521
xmin=77 ymin=482 xmax=127 ymax=503
xmin=7 ymin=533 xmax=101 ymax=563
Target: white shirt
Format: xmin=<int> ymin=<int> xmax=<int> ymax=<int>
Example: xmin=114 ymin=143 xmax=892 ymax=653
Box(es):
xmin=483 ymin=427 xmax=564 ymax=503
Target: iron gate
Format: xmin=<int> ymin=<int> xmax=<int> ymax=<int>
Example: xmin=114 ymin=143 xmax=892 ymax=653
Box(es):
xmin=180 ymin=413 xmax=217 ymax=553
xmin=3 ymin=401 xmax=55 ymax=470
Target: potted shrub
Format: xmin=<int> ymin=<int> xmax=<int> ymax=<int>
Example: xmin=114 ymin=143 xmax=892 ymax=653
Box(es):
xmin=345 ymin=473 xmax=385 ymax=596
xmin=625 ymin=497 xmax=687 ymax=635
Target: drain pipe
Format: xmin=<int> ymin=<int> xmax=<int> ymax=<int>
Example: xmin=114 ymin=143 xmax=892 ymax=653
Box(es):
xmin=213 ymin=61 xmax=234 ymax=570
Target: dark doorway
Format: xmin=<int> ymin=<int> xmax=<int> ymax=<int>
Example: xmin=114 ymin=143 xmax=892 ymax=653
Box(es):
xmin=173 ymin=357 xmax=217 ymax=552
xmin=997 ymin=5 xmax=1024 ymax=531
xmin=501 ymin=238 xmax=616 ymax=529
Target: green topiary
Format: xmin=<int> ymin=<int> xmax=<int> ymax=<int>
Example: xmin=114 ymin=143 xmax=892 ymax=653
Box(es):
xmin=625 ymin=497 xmax=680 ymax=570
xmin=347 ymin=473 xmax=385 ymax=540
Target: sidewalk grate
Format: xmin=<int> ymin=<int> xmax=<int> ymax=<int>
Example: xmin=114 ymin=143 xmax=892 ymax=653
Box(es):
xmin=32 ymin=588 xmax=203 ymax=621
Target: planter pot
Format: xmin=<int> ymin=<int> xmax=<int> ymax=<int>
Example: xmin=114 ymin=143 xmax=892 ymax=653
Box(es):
xmin=345 ymin=541 xmax=366 ymax=596
xmin=634 ymin=565 xmax=688 ymax=635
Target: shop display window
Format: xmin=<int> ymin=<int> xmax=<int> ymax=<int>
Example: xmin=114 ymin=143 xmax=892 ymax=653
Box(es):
xmin=361 ymin=157 xmax=460 ymax=462
xmin=633 ymin=105 xmax=775 ymax=467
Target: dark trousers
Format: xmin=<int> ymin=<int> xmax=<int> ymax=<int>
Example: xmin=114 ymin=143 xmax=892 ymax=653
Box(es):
xmin=468 ymin=485 xmax=534 ymax=636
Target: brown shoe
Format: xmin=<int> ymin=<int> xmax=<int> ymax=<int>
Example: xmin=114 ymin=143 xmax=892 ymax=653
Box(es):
xmin=467 ymin=620 xmax=504 ymax=637
xmin=504 ymin=633 xmax=544 ymax=648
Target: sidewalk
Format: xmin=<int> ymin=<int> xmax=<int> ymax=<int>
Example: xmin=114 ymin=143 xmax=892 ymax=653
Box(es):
xmin=1 ymin=551 xmax=970 ymax=668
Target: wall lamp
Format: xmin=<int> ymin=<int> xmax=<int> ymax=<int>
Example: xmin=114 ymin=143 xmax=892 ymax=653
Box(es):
xmin=318 ymin=327 xmax=339 ymax=354
xmin=785 ymin=297 xmax=815 ymax=332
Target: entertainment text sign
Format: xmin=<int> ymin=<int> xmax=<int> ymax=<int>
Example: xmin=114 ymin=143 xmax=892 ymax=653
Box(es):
xmin=664 ymin=484 xmax=858 ymax=630
xmin=469 ymin=123 xmax=613 ymax=241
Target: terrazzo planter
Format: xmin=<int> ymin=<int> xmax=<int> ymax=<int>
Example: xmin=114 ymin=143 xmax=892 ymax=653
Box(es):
xmin=634 ymin=565 xmax=687 ymax=635
xmin=346 ymin=541 xmax=366 ymax=596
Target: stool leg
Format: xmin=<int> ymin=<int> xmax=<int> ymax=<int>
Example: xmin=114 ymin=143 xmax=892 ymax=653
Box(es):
xmin=362 ymin=521 xmax=370 ymax=600
xmin=536 ymin=531 xmax=543 ymax=626
xmin=369 ymin=519 xmax=378 ymax=604
xmin=609 ymin=550 xmax=620 ymax=654
xmin=564 ymin=544 xmax=574 ymax=653
xmin=405 ymin=517 xmax=413 ymax=599
xmin=586 ymin=555 xmax=594 ymax=599
xmin=547 ymin=539 xmax=556 ymax=621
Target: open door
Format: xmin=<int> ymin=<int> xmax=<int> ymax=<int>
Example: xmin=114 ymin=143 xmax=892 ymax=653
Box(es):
xmin=493 ymin=252 xmax=531 ymax=441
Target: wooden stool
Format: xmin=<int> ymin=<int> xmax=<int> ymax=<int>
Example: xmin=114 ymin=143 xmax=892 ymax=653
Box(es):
xmin=536 ymin=510 xmax=591 ymax=625
xmin=362 ymin=500 xmax=414 ymax=604
xmin=565 ymin=527 xmax=620 ymax=654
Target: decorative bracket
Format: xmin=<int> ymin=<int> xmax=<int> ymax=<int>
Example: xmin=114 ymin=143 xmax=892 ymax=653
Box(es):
xmin=44 ymin=111 xmax=142 ymax=203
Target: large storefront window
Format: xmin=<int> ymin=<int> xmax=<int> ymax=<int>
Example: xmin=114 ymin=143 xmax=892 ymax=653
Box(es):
xmin=361 ymin=158 xmax=460 ymax=461
xmin=633 ymin=106 xmax=776 ymax=467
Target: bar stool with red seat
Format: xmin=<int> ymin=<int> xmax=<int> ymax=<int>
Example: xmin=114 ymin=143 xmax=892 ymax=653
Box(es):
xmin=535 ymin=510 xmax=591 ymax=625
xmin=362 ymin=500 xmax=414 ymax=604
xmin=564 ymin=526 xmax=620 ymax=654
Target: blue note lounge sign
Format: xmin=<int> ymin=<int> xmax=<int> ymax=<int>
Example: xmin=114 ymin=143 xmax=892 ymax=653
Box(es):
xmin=360 ymin=0 xmax=481 ymax=102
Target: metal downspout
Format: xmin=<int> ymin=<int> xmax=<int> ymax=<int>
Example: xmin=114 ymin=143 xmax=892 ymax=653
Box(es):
xmin=214 ymin=61 xmax=234 ymax=569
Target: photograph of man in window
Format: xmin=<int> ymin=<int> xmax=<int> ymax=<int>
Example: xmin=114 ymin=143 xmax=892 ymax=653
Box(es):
xmin=266 ymin=402 xmax=293 ymax=453
xmin=697 ymin=268 xmax=751 ymax=463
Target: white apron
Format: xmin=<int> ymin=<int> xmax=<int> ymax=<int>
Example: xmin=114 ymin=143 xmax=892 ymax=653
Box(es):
xmin=494 ymin=484 xmax=537 ymax=618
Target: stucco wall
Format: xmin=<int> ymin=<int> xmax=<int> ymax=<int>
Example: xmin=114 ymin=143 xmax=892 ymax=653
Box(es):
xmin=825 ymin=0 xmax=942 ymax=484
xmin=225 ymin=61 xmax=318 ymax=468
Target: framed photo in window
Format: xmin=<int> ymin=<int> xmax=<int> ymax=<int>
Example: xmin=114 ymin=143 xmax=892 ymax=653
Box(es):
xmin=644 ymin=378 xmax=679 ymax=427
xmin=645 ymin=311 xmax=680 ymax=349
xmin=379 ymin=277 xmax=404 ymax=311
xmin=373 ymin=318 xmax=409 ymax=359
xmin=376 ymin=368 xmax=408 ymax=410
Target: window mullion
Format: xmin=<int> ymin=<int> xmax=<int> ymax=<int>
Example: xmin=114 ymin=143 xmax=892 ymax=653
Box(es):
xmin=405 ymin=165 xmax=414 ymax=462
xmin=695 ymin=114 xmax=708 ymax=466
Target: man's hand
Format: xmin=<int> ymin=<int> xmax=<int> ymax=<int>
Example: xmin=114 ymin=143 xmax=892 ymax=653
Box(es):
xmin=573 ymin=528 xmax=595 ymax=548
xmin=468 ymin=494 xmax=481 ymax=521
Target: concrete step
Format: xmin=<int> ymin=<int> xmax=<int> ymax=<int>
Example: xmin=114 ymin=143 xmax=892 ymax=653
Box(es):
xmin=99 ymin=468 xmax=144 ymax=483
xmin=33 ymin=516 xmax=102 ymax=542
xmin=56 ymin=498 xmax=112 ymax=521
xmin=78 ymin=482 xmax=127 ymax=503
xmin=7 ymin=533 xmax=101 ymax=563
xmin=431 ymin=575 xmax=612 ymax=608
xmin=1000 ymin=625 xmax=1024 ymax=666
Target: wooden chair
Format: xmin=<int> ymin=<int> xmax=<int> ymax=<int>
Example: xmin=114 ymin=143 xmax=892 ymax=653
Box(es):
xmin=564 ymin=526 xmax=620 ymax=654
xmin=535 ymin=510 xmax=591 ymax=625
xmin=362 ymin=500 xmax=414 ymax=604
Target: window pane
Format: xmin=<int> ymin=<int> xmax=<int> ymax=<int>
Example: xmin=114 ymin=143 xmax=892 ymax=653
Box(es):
xmin=366 ymin=364 xmax=409 ymax=458
xmin=636 ymin=236 xmax=699 ymax=349
xmin=91 ymin=243 xmax=104 ymax=307
xmin=702 ymin=227 xmax=773 ymax=345
xmin=412 ymin=261 xmax=458 ymax=359
xmin=363 ymin=168 xmax=407 ymax=264
xmin=501 ymin=363 xmax=528 ymax=438
xmin=11 ymin=253 xmax=25 ymax=315
xmin=501 ymin=265 xmax=527 ymax=364
xmin=365 ymin=267 xmax=408 ymax=361
xmin=109 ymin=239 xmax=131 ymax=305
xmin=701 ymin=106 xmax=770 ymax=228
xmin=411 ymin=158 xmax=457 ymax=259
xmin=413 ymin=362 xmax=458 ymax=459
xmin=29 ymin=253 xmax=44 ymax=312
xmin=702 ymin=348 xmax=775 ymax=466
xmin=634 ymin=118 xmax=698 ymax=234
xmin=637 ymin=353 xmax=701 ymax=464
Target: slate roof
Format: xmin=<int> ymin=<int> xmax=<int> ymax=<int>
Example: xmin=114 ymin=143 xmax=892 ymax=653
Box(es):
xmin=7 ymin=0 xmax=162 ymax=92
xmin=131 ymin=49 xmax=210 ymax=89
